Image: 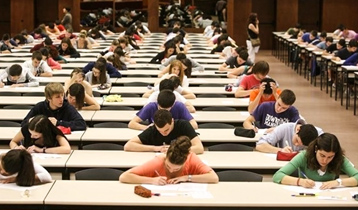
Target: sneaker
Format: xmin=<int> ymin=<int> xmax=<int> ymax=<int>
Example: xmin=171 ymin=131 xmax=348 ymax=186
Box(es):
xmin=332 ymin=83 xmax=336 ymax=89
xmin=328 ymin=80 xmax=333 ymax=86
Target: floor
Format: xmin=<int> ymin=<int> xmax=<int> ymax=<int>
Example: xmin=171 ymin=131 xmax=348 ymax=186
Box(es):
xmin=256 ymin=50 xmax=358 ymax=167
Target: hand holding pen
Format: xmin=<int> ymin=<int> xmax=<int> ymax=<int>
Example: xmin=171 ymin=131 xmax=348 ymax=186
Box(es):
xmin=153 ymin=170 xmax=167 ymax=185
xmin=251 ymin=122 xmax=258 ymax=133
xmin=298 ymin=171 xmax=315 ymax=188
xmin=281 ymin=140 xmax=293 ymax=153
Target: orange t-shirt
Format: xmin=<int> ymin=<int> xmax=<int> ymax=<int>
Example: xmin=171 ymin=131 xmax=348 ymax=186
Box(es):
xmin=249 ymin=88 xmax=282 ymax=104
xmin=130 ymin=153 xmax=212 ymax=179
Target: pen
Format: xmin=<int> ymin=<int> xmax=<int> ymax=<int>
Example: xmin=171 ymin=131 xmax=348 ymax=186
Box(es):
xmin=152 ymin=193 xmax=160 ymax=196
xmin=285 ymin=140 xmax=289 ymax=147
xmin=300 ymin=171 xmax=308 ymax=179
xmin=154 ymin=170 xmax=160 ymax=177
xmin=292 ymin=193 xmax=316 ymax=197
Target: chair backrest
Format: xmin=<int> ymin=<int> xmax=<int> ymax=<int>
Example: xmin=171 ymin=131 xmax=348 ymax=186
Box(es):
xmin=208 ymin=143 xmax=253 ymax=151
xmin=199 ymin=123 xmax=234 ymax=128
xmin=22 ymin=92 xmax=45 ymax=96
xmin=75 ymin=168 xmax=123 ymax=180
xmin=123 ymin=82 xmax=151 ymax=87
xmin=0 ymin=92 xmax=22 ymax=96
xmin=119 ymin=93 xmax=141 ymax=97
xmin=82 ymin=143 xmax=124 ymax=150
xmin=217 ymin=170 xmax=263 ymax=182
xmin=93 ymin=122 xmax=129 ymax=128
xmin=0 ymin=120 xmax=21 ymax=127
xmin=126 ymin=74 xmax=152 ymax=78
xmin=202 ymin=106 xmax=236 ymax=111
xmin=92 ymin=91 xmax=101 ymax=97
xmin=199 ymin=84 xmax=224 ymax=87
xmin=101 ymin=106 xmax=135 ymax=110
xmin=3 ymin=105 xmax=34 ymax=109
xmin=197 ymin=94 xmax=227 ymax=98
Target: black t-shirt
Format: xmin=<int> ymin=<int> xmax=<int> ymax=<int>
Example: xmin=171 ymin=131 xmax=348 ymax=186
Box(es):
xmin=21 ymin=123 xmax=59 ymax=148
xmin=335 ymin=48 xmax=354 ymax=60
xmin=325 ymin=44 xmax=338 ymax=54
xmin=138 ymin=120 xmax=197 ymax=146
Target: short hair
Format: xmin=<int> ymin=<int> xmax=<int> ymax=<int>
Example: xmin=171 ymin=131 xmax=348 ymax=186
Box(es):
xmin=337 ymin=39 xmax=346 ymax=48
xmin=159 ymin=79 xmax=175 ymax=91
xmin=305 ymin=133 xmax=344 ymax=176
xmin=238 ymin=50 xmax=249 ymax=61
xmin=70 ymin=68 xmax=84 ymax=79
xmin=176 ymin=53 xmax=187 ymax=60
xmin=157 ymin=90 xmax=175 ymax=108
xmin=169 ymin=76 xmax=181 ymax=89
xmin=67 ymin=83 xmax=85 ymax=110
xmin=326 ymin=36 xmax=333 ymax=43
xmin=260 ymin=77 xmax=276 ymax=95
xmin=319 ymin=31 xmax=327 ymax=38
xmin=45 ymin=82 xmax=64 ymax=100
xmin=2 ymin=33 xmax=10 ymax=41
xmin=64 ymin=7 xmax=71 ymax=12
xmin=348 ymin=39 xmax=358 ymax=48
xmin=32 ymin=51 xmax=43 ymax=61
xmin=310 ymin=30 xmax=318 ymax=37
xmin=166 ymin=136 xmax=192 ymax=165
xmin=251 ymin=60 xmax=270 ymax=75
xmin=44 ymin=37 xmax=53 ymax=46
xmin=9 ymin=64 xmax=23 ymax=76
xmin=279 ymin=89 xmax=296 ymax=105
xmin=111 ymin=39 xmax=119 ymax=46
xmin=234 ymin=46 xmax=247 ymax=55
xmin=297 ymin=124 xmax=319 ymax=146
xmin=40 ymin=47 xmax=49 ymax=58
xmin=1 ymin=150 xmax=35 ymax=186
xmin=48 ymin=22 xmax=55 ymax=29
xmin=154 ymin=109 xmax=173 ymax=128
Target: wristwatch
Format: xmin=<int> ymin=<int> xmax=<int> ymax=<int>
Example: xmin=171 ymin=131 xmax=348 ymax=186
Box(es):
xmin=336 ymin=178 xmax=342 ymax=186
xmin=188 ymin=175 xmax=192 ymax=182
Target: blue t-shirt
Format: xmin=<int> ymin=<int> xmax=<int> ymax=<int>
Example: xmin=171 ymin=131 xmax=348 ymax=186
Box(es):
xmin=136 ymin=102 xmax=193 ymax=123
xmin=301 ymin=33 xmax=318 ymax=44
xmin=252 ymin=101 xmax=300 ymax=129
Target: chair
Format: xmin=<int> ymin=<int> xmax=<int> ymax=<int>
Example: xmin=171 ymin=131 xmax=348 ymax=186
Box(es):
xmin=22 ymin=92 xmax=44 ymax=96
xmin=126 ymin=74 xmax=152 ymax=78
xmin=0 ymin=121 xmax=21 ymax=127
xmin=195 ymin=75 xmax=221 ymax=78
xmin=75 ymin=168 xmax=123 ymax=180
xmin=208 ymin=143 xmax=253 ymax=151
xmin=197 ymin=94 xmax=227 ymax=98
xmin=119 ymin=93 xmax=141 ymax=97
xmin=82 ymin=143 xmax=124 ymax=150
xmin=0 ymin=92 xmax=22 ymax=96
xmin=199 ymin=123 xmax=234 ymax=129
xmin=101 ymin=106 xmax=135 ymax=110
xmin=199 ymin=84 xmax=224 ymax=87
xmin=92 ymin=91 xmax=101 ymax=97
xmin=93 ymin=122 xmax=129 ymax=128
xmin=217 ymin=170 xmax=263 ymax=182
xmin=3 ymin=105 xmax=34 ymax=109
xmin=123 ymin=82 xmax=151 ymax=87
xmin=202 ymin=106 xmax=236 ymax=111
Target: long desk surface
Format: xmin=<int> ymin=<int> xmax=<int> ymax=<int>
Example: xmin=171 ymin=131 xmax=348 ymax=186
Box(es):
xmin=44 ymin=181 xmax=358 ymax=209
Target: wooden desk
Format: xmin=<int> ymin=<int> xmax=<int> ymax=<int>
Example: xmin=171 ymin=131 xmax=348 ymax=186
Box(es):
xmin=0 ymin=181 xmax=54 ymax=209
xmin=65 ymin=151 xmax=285 ymax=174
xmin=80 ymin=128 xmax=260 ymax=146
xmin=0 ymin=86 xmax=45 ymax=94
xmin=44 ymin=180 xmax=358 ymax=210
xmin=112 ymin=77 xmax=236 ymax=86
xmin=91 ymin=110 xmax=249 ymax=124
xmin=0 ymin=96 xmax=103 ymax=106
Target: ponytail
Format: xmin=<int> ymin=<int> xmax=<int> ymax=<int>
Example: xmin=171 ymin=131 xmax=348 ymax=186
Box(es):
xmin=2 ymin=150 xmax=35 ymax=186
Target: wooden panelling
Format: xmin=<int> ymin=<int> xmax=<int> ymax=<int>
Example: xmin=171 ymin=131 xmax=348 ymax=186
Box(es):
xmin=321 ymin=0 xmax=358 ymax=32
xmin=148 ymin=0 xmax=159 ymax=32
xmin=58 ymin=0 xmax=80 ymax=32
xmin=10 ymin=0 xmax=34 ymax=36
xmin=276 ymin=0 xmax=298 ymax=31
xmin=298 ymin=0 xmax=321 ymax=31
xmin=35 ymin=0 xmax=59 ymax=27
xmin=0 ymin=0 xmax=10 ymax=36
xmin=252 ymin=0 xmax=275 ymax=50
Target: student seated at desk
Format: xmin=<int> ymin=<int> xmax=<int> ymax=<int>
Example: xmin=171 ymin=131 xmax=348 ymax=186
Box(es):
xmin=284 ymin=23 xmax=302 ymax=38
xmin=23 ymin=50 xmax=53 ymax=77
xmin=0 ymin=64 xmax=39 ymax=88
xmin=125 ymin=110 xmax=203 ymax=154
xmin=66 ymin=83 xmax=100 ymax=110
xmin=338 ymin=27 xmax=357 ymax=40
xmin=243 ymin=89 xmax=300 ymax=132
xmin=84 ymin=61 xmax=112 ymax=89
xmin=40 ymin=47 xmax=62 ymax=70
xmin=58 ymin=37 xmax=80 ymax=58
xmin=218 ymin=47 xmax=251 ymax=74
xmin=22 ymin=82 xmax=87 ymax=131
xmin=83 ymin=57 xmax=122 ymax=78
xmin=129 ymin=90 xmax=198 ymax=130
xmin=297 ymin=30 xmax=318 ymax=44
xmin=64 ymin=68 xmax=93 ymax=97
xmin=0 ymin=33 xmax=13 ymax=53
xmin=121 ymin=136 xmax=217 ymax=185
xmin=10 ymin=115 xmax=71 ymax=154
xmin=156 ymin=60 xmax=189 ymax=89
xmin=149 ymin=41 xmax=176 ymax=64
xmin=147 ymin=79 xmax=195 ymax=113
xmin=159 ymin=53 xmax=204 ymax=73
xmin=256 ymin=119 xmax=321 ymax=153
xmin=273 ymin=133 xmax=358 ymax=189
xmin=234 ymin=60 xmax=270 ymax=98
xmin=0 ymin=150 xmax=52 ymax=186
xmin=331 ymin=39 xmax=358 ymax=62
xmin=343 ymin=52 xmax=358 ymax=66
xmin=248 ymin=77 xmax=281 ymax=114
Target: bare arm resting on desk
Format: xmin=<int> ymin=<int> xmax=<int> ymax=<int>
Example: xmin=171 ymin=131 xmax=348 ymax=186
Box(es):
xmin=128 ymin=116 xmax=149 ymax=130
xmin=124 ymin=136 xmax=166 ymax=152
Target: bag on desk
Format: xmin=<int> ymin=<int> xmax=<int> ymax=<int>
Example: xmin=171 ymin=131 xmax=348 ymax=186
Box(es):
xmin=57 ymin=126 xmax=71 ymax=134
xmin=276 ymin=151 xmax=298 ymax=161
xmin=234 ymin=127 xmax=255 ymax=138
xmin=250 ymin=37 xmax=261 ymax=47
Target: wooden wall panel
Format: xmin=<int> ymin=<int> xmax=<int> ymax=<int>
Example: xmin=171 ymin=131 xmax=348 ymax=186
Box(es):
xmin=252 ymin=0 xmax=275 ymax=50
xmin=58 ymin=0 xmax=80 ymax=32
xmin=10 ymin=0 xmax=34 ymax=36
xmin=321 ymin=0 xmax=358 ymax=32
xmin=148 ymin=0 xmax=159 ymax=32
xmin=35 ymin=0 xmax=58 ymax=28
xmin=276 ymin=0 xmax=298 ymax=31
xmin=298 ymin=0 xmax=321 ymax=31
xmin=0 ymin=0 xmax=10 ymax=36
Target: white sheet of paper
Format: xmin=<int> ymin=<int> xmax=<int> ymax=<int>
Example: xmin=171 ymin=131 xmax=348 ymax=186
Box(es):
xmin=283 ymin=182 xmax=347 ymax=194
xmin=31 ymin=153 xmax=61 ymax=159
xmin=142 ymin=183 xmax=208 ymax=192
xmin=0 ymin=183 xmax=40 ymax=191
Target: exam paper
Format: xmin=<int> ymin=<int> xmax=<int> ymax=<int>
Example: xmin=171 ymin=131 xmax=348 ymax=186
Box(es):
xmin=283 ymin=182 xmax=347 ymax=193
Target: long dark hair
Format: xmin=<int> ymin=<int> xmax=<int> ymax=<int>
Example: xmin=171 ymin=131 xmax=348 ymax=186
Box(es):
xmin=67 ymin=83 xmax=85 ymax=110
xmin=28 ymin=115 xmax=67 ymax=147
xmin=248 ymin=13 xmax=257 ymax=25
xmin=2 ymin=150 xmax=35 ymax=186
xmin=305 ymin=133 xmax=344 ymax=176
xmin=92 ymin=61 xmax=107 ymax=85
xmin=166 ymin=136 xmax=191 ymax=165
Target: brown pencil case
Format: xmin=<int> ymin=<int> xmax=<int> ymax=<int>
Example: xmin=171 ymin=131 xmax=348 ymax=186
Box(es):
xmin=134 ymin=185 xmax=152 ymax=198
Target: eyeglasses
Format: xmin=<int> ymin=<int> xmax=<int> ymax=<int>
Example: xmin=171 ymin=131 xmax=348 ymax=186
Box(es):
xmin=353 ymin=194 xmax=358 ymax=201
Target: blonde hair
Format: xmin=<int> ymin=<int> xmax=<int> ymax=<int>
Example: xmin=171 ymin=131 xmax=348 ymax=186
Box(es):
xmin=168 ymin=60 xmax=184 ymax=85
